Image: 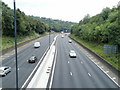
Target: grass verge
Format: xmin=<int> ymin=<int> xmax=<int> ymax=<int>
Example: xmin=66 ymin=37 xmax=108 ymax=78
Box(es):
xmin=70 ymin=34 xmax=120 ymax=71
xmin=1 ymin=32 xmax=47 ymax=50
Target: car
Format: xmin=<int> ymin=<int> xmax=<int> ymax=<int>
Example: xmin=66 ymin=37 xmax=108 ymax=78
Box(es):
xmin=34 ymin=42 xmax=40 ymax=48
xmin=28 ymin=55 xmax=37 ymax=63
xmin=0 ymin=66 xmax=11 ymax=76
xmin=61 ymin=31 xmax=64 ymax=34
xmin=61 ymin=35 xmax=64 ymax=38
xmin=69 ymin=50 xmax=77 ymax=58
xmin=69 ymin=40 xmax=72 ymax=43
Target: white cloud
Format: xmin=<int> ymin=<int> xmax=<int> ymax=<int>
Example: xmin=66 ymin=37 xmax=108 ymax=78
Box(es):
xmin=2 ymin=0 xmax=119 ymax=22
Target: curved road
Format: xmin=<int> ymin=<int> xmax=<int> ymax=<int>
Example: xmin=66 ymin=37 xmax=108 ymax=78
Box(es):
xmin=1 ymin=34 xmax=119 ymax=89
xmin=51 ymin=35 xmax=118 ymax=88
xmin=1 ymin=34 xmax=57 ymax=88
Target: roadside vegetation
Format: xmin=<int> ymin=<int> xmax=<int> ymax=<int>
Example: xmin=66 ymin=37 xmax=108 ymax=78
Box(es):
xmin=70 ymin=34 xmax=120 ymax=71
xmin=2 ymin=32 xmax=41 ymax=50
xmin=1 ymin=1 xmax=75 ymax=50
xmin=1 ymin=1 xmax=50 ymax=50
xmin=70 ymin=6 xmax=120 ymax=71
xmin=31 ymin=16 xmax=77 ymax=32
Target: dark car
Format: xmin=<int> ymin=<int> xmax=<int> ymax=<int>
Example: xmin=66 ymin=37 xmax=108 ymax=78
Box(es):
xmin=28 ymin=56 xmax=37 ymax=63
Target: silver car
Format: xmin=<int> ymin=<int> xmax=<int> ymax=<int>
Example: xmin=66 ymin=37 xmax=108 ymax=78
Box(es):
xmin=69 ymin=40 xmax=72 ymax=43
xmin=0 ymin=66 xmax=11 ymax=76
xmin=34 ymin=42 xmax=40 ymax=48
xmin=61 ymin=35 xmax=64 ymax=38
xmin=69 ymin=50 xmax=77 ymax=58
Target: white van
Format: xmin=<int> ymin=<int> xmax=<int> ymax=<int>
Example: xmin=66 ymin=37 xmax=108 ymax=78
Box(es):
xmin=34 ymin=42 xmax=40 ymax=48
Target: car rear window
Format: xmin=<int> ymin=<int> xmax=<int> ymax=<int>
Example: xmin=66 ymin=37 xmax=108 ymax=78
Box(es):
xmin=30 ymin=57 xmax=35 ymax=60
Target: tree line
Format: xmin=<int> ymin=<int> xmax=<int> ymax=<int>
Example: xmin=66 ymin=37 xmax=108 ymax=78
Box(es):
xmin=71 ymin=6 xmax=120 ymax=50
xmin=1 ymin=1 xmax=76 ymax=37
xmin=1 ymin=1 xmax=50 ymax=37
xmin=31 ymin=16 xmax=77 ymax=32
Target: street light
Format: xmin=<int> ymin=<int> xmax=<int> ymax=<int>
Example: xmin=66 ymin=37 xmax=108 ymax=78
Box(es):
xmin=14 ymin=0 xmax=19 ymax=89
xmin=49 ymin=29 xmax=51 ymax=49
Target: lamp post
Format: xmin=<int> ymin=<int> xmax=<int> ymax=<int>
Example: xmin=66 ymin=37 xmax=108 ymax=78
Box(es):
xmin=49 ymin=29 xmax=50 ymax=49
xmin=14 ymin=0 xmax=18 ymax=89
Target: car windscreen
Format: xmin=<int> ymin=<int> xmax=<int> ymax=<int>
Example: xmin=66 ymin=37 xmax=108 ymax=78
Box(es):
xmin=30 ymin=57 xmax=35 ymax=60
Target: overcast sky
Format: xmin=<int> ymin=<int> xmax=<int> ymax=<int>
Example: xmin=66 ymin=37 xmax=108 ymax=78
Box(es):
xmin=2 ymin=0 xmax=119 ymax=23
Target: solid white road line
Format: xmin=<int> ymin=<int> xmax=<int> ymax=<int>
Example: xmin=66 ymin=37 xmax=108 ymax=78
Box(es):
xmin=88 ymin=57 xmax=120 ymax=87
xmin=69 ymin=37 xmax=120 ymax=87
xmin=21 ymin=47 xmax=50 ymax=89
xmin=48 ymin=35 xmax=59 ymax=89
xmin=28 ymin=36 xmax=58 ymax=88
xmin=49 ymin=48 xmax=57 ymax=89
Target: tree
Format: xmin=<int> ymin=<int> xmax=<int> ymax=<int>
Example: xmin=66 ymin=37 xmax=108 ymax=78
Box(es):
xmin=101 ymin=7 xmax=111 ymax=20
xmin=71 ymin=6 xmax=120 ymax=48
xmin=2 ymin=2 xmax=14 ymax=36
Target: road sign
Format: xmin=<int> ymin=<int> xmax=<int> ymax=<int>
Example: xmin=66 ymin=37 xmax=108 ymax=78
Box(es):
xmin=104 ymin=45 xmax=118 ymax=53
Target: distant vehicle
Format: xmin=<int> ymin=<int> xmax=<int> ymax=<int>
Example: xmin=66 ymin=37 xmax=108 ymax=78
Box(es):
xmin=69 ymin=40 xmax=72 ymax=43
xmin=61 ymin=31 xmax=64 ymax=34
xmin=34 ymin=42 xmax=40 ymax=48
xmin=0 ymin=66 xmax=11 ymax=76
xmin=28 ymin=55 xmax=37 ymax=63
xmin=69 ymin=50 xmax=77 ymax=58
xmin=61 ymin=35 xmax=64 ymax=38
xmin=65 ymin=33 xmax=67 ymax=36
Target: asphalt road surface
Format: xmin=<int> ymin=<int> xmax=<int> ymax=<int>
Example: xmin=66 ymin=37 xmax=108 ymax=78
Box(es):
xmin=1 ymin=34 xmax=56 ymax=88
xmin=51 ymin=35 xmax=119 ymax=88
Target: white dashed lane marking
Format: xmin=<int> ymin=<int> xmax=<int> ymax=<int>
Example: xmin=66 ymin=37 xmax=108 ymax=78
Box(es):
xmin=81 ymin=61 xmax=83 ymax=64
xmin=70 ymin=72 xmax=73 ymax=76
xmin=71 ymin=40 xmax=120 ymax=87
xmin=88 ymin=73 xmax=92 ymax=77
xmin=68 ymin=61 xmax=69 ymax=64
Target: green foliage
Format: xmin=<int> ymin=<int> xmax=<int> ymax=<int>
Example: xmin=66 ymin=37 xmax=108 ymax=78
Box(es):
xmin=2 ymin=32 xmax=40 ymax=50
xmin=30 ymin=16 xmax=77 ymax=32
xmin=2 ymin=2 xmax=49 ymax=37
xmin=71 ymin=6 xmax=120 ymax=70
xmin=2 ymin=0 xmax=76 ymax=36
xmin=70 ymin=34 xmax=120 ymax=71
xmin=2 ymin=2 xmax=14 ymax=36
xmin=0 ymin=1 xmax=2 ymax=32
xmin=1 ymin=1 xmax=77 ymax=50
xmin=71 ymin=6 xmax=120 ymax=47
xmin=101 ymin=7 xmax=111 ymax=20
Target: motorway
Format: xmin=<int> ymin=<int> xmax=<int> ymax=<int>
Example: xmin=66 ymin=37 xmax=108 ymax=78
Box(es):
xmin=1 ymin=34 xmax=56 ymax=88
xmin=51 ymin=35 xmax=119 ymax=88
xmin=1 ymin=33 xmax=119 ymax=89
